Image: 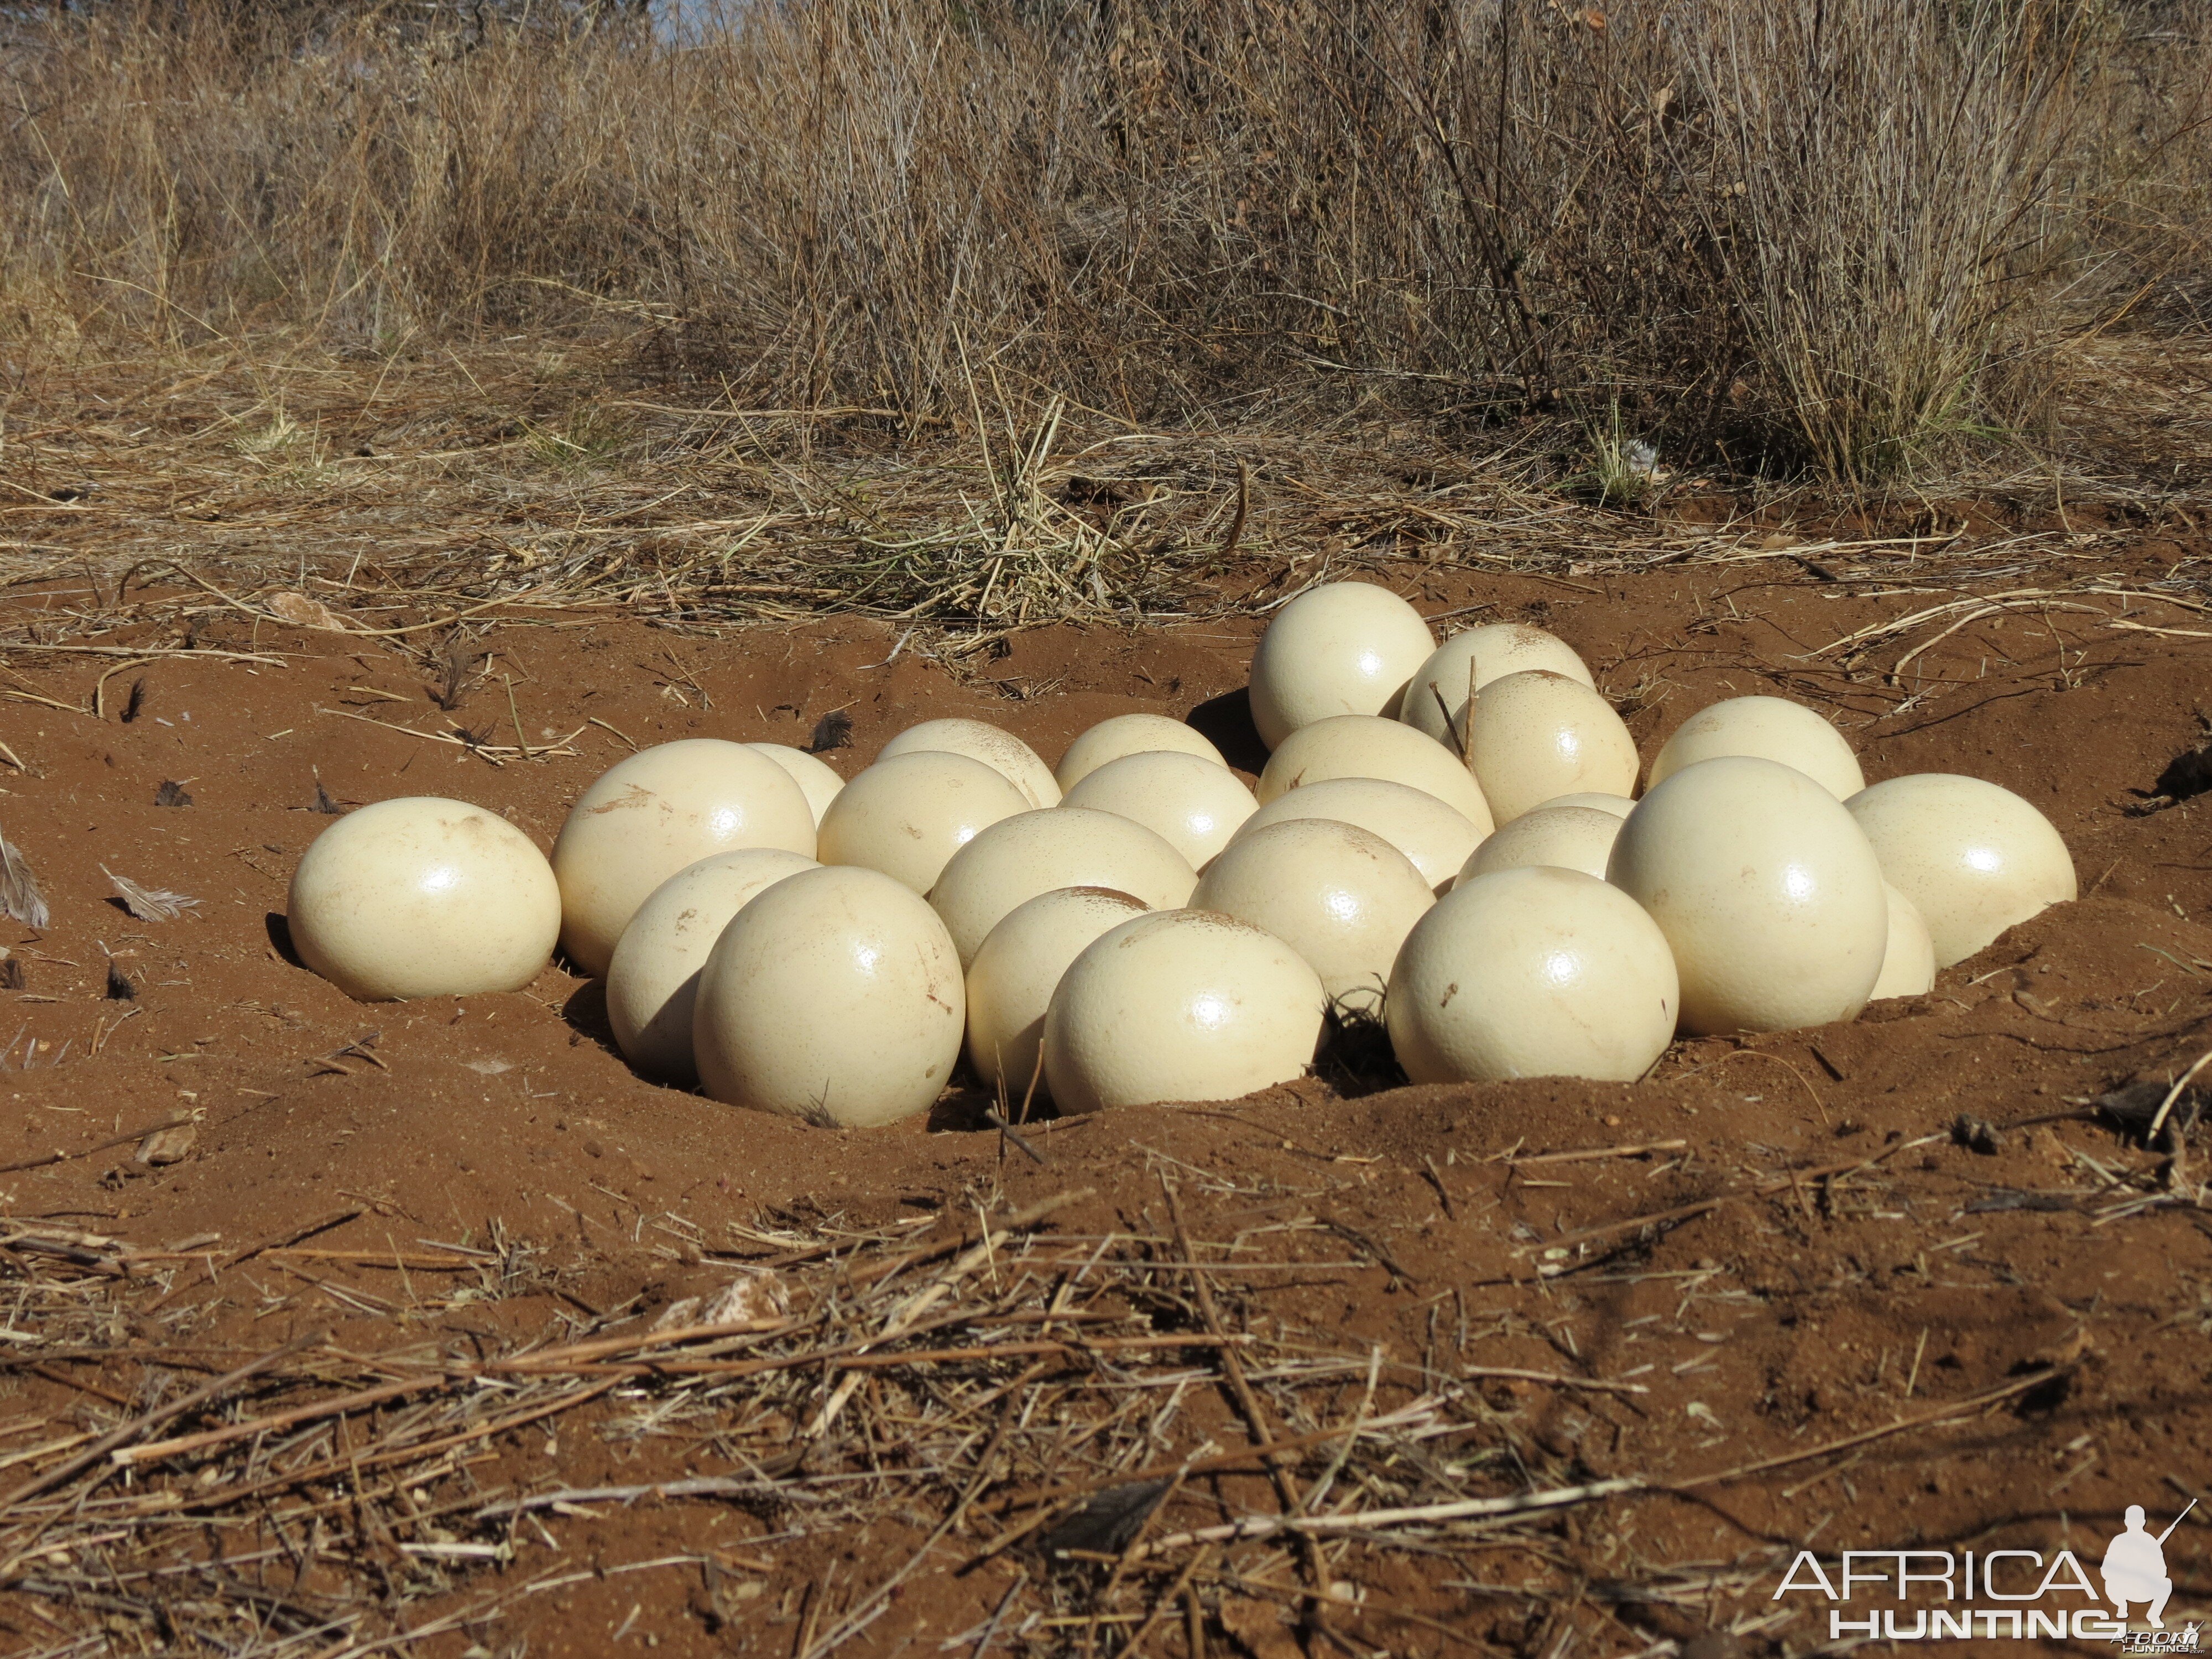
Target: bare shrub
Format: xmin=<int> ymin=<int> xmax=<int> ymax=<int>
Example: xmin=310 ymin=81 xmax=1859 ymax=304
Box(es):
xmin=1686 ymin=0 xmax=2099 ymax=478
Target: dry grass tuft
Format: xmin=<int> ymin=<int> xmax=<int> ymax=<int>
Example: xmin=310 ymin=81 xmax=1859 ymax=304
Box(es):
xmin=0 ymin=0 xmax=2204 ymax=484
xmin=0 ymin=1171 xmax=2114 ymax=1655
xmin=0 ymin=338 xmax=2204 ymax=665
xmin=0 ymin=1191 xmax=1623 ymax=1656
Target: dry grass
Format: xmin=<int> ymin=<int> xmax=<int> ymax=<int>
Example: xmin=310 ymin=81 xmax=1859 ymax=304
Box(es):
xmin=0 ymin=1173 xmax=2099 ymax=1658
xmin=0 ymin=0 xmax=2205 ymax=487
xmin=0 ymin=4 xmax=2206 ymax=651
xmin=0 ymin=1190 xmax=1614 ymax=1657
xmin=0 ymin=339 xmax=2205 ymax=672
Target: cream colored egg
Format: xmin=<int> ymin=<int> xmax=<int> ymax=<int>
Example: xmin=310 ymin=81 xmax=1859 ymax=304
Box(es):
xmin=815 ymin=752 xmax=1031 ymax=895
xmin=1536 ymin=791 xmax=1635 ymax=818
xmin=1043 ymin=910 xmax=1327 ymax=1111
xmin=1607 ymin=756 xmax=1888 ymax=1035
xmin=1063 ymin=751 xmax=1258 ymax=867
xmin=1248 ymin=581 xmax=1435 ymax=750
xmin=1870 ymin=881 xmax=1938 ymax=999
xmin=1190 ymin=818 xmax=1433 ymax=1018
xmin=964 ymin=886 xmax=1150 ymax=1099
xmin=745 ymin=743 xmax=846 ymax=825
xmin=1256 ymin=715 xmax=1494 ymax=831
xmin=878 ymin=718 xmax=1061 ymax=807
xmin=930 ymin=808 xmax=1197 ymax=968
xmin=289 ymin=797 xmax=561 ymax=1001
xmin=1459 ymin=804 xmax=1625 ymax=884
xmin=605 ymin=848 xmax=818 ymax=1081
xmin=1232 ymin=776 xmax=1480 ymax=894
xmin=1399 ymin=623 xmax=1595 ymax=749
xmin=1055 ymin=714 xmax=1227 ymax=792
xmin=692 ymin=865 xmax=964 ymax=1126
xmin=1648 ymin=696 xmax=1864 ymax=800
xmin=550 ymin=740 xmax=816 ymax=978
xmin=1387 ymin=866 xmax=1678 ymax=1082
xmin=1845 ymin=774 xmax=2077 ymax=968
xmin=1466 ymin=670 xmax=1639 ymax=824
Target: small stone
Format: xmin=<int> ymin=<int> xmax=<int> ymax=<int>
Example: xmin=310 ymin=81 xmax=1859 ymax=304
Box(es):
xmin=1950 ymin=1114 xmax=2002 ymax=1155
xmin=268 ymin=591 xmax=348 ymax=631
xmin=135 ymin=1124 xmax=196 ymax=1167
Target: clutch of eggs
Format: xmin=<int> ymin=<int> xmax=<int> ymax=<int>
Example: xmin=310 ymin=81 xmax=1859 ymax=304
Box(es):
xmin=285 ymin=589 xmax=2075 ymax=1115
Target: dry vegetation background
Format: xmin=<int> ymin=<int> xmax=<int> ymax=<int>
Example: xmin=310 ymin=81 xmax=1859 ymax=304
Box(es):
xmin=0 ymin=0 xmax=2206 ymax=496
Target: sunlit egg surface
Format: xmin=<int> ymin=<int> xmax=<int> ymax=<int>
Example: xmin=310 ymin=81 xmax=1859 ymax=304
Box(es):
xmin=1843 ymin=773 xmax=2076 ymax=969
xmin=1247 ymin=581 xmax=1434 ymax=748
xmin=1042 ymin=911 xmax=1325 ymax=1111
xmin=690 ymin=864 xmax=962 ymax=1128
xmin=288 ymin=797 xmax=561 ymax=1001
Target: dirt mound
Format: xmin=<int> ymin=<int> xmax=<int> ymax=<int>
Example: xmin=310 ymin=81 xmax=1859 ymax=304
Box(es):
xmin=2 ymin=543 xmax=2210 ymax=1655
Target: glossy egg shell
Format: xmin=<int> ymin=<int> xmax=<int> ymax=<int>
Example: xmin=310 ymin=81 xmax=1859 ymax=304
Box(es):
xmin=692 ymin=865 xmax=965 ymax=1126
xmin=1845 ymin=773 xmax=2076 ymax=967
xmin=1606 ymin=755 xmax=1888 ymax=1035
xmin=1247 ymin=581 xmax=1434 ymax=750
xmin=1387 ymin=865 xmax=1678 ymax=1082
xmin=289 ymin=797 xmax=561 ymax=1000
xmin=1042 ymin=910 xmax=1327 ymax=1111
xmin=550 ymin=740 xmax=815 ymax=977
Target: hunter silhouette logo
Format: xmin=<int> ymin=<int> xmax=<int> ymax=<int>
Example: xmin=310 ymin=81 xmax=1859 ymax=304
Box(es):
xmin=2105 ymin=1503 xmax=2193 ymax=1629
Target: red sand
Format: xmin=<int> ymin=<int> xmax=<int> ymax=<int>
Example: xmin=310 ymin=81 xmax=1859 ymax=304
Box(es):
xmin=2 ymin=538 xmax=2210 ymax=1654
